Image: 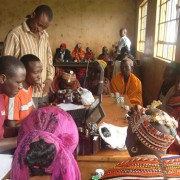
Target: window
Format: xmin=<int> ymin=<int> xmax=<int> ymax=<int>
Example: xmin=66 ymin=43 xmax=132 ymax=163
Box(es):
xmin=137 ymin=0 xmax=148 ymax=52
xmin=155 ymin=0 xmax=180 ymax=62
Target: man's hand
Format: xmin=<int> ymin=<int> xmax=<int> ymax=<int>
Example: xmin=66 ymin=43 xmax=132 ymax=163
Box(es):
xmin=33 ymin=83 xmax=42 ymax=93
xmin=43 ymin=79 xmax=52 ymax=94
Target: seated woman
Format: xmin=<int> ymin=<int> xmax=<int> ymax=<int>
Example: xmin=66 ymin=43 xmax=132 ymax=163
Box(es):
xmin=50 ymin=69 xmax=81 ymax=103
xmin=71 ymin=43 xmax=86 ymax=85
xmin=101 ymin=105 xmax=180 ymax=179
xmin=85 ymin=60 xmax=110 ymax=95
xmin=11 ymin=106 xmax=80 ymax=179
xmin=71 ymin=43 xmax=85 ymax=62
xmin=158 ymin=62 xmax=179 ymax=102
xmin=84 ymin=47 xmax=95 ymax=61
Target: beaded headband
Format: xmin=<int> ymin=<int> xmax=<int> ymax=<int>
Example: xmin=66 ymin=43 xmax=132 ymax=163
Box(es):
xmin=130 ymin=108 xmax=178 ymax=152
xmin=62 ymin=71 xmax=76 ymax=83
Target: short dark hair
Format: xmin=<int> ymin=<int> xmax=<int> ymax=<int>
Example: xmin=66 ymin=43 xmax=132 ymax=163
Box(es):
xmin=34 ymin=5 xmax=53 ymax=21
xmin=0 ymin=56 xmax=25 ymax=77
xmin=20 ymin=54 xmax=40 ymax=70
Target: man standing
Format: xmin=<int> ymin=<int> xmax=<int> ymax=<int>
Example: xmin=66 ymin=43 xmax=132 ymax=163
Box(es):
xmin=117 ymin=28 xmax=131 ymax=54
xmin=3 ymin=5 xmax=54 ymax=108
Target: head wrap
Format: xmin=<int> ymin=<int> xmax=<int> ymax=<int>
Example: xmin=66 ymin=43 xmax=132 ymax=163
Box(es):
xmin=11 ymin=130 xmax=80 ymax=180
xmin=96 ymin=60 xmax=107 ymax=69
xmin=60 ymin=43 xmax=67 ymax=49
xmin=17 ymin=106 xmax=79 ymax=153
xmin=129 ymin=107 xmax=179 ymax=152
xmin=62 ymin=70 xmax=76 ymax=83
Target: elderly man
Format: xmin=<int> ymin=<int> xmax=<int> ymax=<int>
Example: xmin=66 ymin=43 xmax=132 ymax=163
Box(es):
xmin=3 ymin=5 xmax=54 ymax=108
xmin=0 ymin=56 xmax=26 ymax=152
xmin=117 ymin=28 xmax=131 ymax=54
xmin=110 ymin=59 xmax=142 ymax=106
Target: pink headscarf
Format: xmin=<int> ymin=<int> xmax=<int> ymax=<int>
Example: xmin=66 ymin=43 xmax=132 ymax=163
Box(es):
xmin=17 ymin=106 xmax=79 ymax=153
xmin=11 ymin=130 xmax=81 ymax=180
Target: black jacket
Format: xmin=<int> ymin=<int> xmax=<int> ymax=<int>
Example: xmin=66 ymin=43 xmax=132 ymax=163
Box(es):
xmin=54 ymin=48 xmax=72 ymax=62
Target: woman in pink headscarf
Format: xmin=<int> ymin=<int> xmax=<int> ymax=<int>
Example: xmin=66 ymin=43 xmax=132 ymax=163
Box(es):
xmin=12 ymin=106 xmax=81 ymax=180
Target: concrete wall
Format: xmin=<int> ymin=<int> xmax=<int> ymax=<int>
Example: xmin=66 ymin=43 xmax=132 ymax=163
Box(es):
xmin=136 ymin=0 xmax=180 ymax=106
xmin=0 ymin=0 xmax=136 ymax=56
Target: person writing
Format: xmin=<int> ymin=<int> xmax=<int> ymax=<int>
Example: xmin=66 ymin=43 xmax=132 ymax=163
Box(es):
xmin=4 ymin=54 xmax=43 ymax=126
xmin=3 ymin=5 xmax=54 ymax=108
xmin=0 ymin=56 xmax=26 ymax=152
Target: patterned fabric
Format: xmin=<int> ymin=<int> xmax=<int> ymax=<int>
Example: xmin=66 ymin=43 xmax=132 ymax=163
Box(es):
xmin=130 ymin=110 xmax=177 ymax=152
xmin=110 ymin=72 xmax=143 ymax=105
xmin=50 ymin=75 xmax=80 ymax=94
xmin=17 ymin=106 xmax=79 ymax=153
xmin=101 ymin=154 xmax=180 ymax=179
xmin=11 ymin=130 xmax=81 ymax=180
xmin=3 ymin=20 xmax=54 ymax=97
xmin=71 ymin=48 xmax=85 ymax=62
xmin=85 ymin=51 xmax=94 ymax=61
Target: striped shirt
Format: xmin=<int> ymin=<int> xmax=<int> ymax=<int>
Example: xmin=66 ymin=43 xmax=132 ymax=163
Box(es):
xmin=3 ymin=20 xmax=54 ymax=97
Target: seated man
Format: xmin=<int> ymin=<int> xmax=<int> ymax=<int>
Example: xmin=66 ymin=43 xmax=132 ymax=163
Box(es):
xmin=158 ymin=61 xmax=179 ymax=102
xmin=54 ymin=43 xmax=72 ymax=63
xmin=0 ymin=56 xmax=26 ymax=152
xmin=4 ymin=54 xmax=42 ymax=127
xmin=84 ymin=47 xmax=95 ymax=61
xmin=110 ymin=59 xmax=142 ymax=106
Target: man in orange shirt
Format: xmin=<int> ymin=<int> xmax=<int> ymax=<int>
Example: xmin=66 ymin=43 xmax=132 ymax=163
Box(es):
xmin=4 ymin=54 xmax=42 ymax=125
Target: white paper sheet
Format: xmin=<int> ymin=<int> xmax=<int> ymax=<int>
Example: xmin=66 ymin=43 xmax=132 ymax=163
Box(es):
xmin=57 ymin=103 xmax=85 ymax=111
xmin=0 ymin=154 xmax=13 ymax=179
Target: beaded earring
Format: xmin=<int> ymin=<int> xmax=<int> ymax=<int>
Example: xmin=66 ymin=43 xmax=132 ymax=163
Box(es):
xmin=131 ymin=146 xmax=138 ymax=153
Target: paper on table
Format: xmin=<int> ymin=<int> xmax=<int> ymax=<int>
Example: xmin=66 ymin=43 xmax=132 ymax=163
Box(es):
xmin=0 ymin=154 xmax=13 ymax=179
xmin=57 ymin=103 xmax=85 ymax=111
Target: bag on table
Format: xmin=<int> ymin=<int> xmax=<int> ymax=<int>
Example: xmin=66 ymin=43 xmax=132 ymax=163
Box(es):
xmin=77 ymin=87 xmax=95 ymax=105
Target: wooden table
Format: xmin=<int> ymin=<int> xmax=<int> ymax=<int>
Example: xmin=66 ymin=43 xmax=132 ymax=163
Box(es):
xmin=77 ymin=95 xmax=131 ymax=180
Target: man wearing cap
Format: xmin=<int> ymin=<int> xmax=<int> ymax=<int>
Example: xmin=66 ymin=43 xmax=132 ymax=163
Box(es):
xmin=54 ymin=43 xmax=72 ymax=63
xmin=111 ymin=59 xmax=142 ymax=106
